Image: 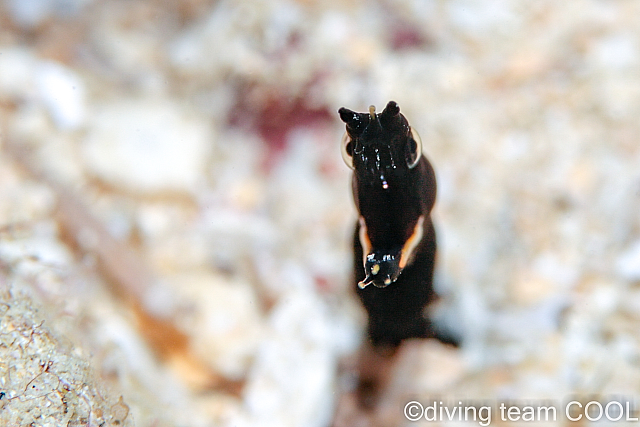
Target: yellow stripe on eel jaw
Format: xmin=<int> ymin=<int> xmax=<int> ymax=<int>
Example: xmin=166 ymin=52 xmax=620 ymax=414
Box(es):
xmin=399 ymin=215 xmax=425 ymax=269
xmin=358 ymin=216 xmax=372 ymax=268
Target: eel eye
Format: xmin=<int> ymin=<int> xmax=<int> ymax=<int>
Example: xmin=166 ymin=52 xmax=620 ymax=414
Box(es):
xmin=341 ymin=132 xmax=355 ymax=169
xmin=406 ymin=127 xmax=423 ymax=169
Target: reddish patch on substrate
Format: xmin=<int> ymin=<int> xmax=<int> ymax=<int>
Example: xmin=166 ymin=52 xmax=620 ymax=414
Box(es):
xmin=390 ymin=25 xmax=427 ymax=51
xmin=228 ymin=86 xmax=333 ymax=172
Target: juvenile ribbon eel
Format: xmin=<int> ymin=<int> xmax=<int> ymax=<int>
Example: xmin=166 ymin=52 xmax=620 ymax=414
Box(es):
xmin=338 ymin=101 xmax=452 ymax=349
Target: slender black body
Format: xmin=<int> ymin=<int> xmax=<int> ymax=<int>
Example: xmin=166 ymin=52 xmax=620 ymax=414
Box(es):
xmin=339 ymin=101 xmax=452 ymax=350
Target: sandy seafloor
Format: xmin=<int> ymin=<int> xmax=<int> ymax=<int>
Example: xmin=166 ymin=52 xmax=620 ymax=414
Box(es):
xmin=1 ymin=0 xmax=640 ymax=426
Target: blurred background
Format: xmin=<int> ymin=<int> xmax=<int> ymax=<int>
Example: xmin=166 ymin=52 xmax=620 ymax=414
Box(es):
xmin=1 ymin=0 xmax=640 ymax=426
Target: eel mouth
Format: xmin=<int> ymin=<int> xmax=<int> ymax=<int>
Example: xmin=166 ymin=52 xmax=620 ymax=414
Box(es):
xmin=357 ymin=216 xmax=425 ymax=289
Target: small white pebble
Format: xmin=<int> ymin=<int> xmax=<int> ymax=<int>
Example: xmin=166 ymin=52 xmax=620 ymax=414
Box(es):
xmin=616 ymin=240 xmax=640 ymax=281
xmin=36 ymin=61 xmax=86 ymax=130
